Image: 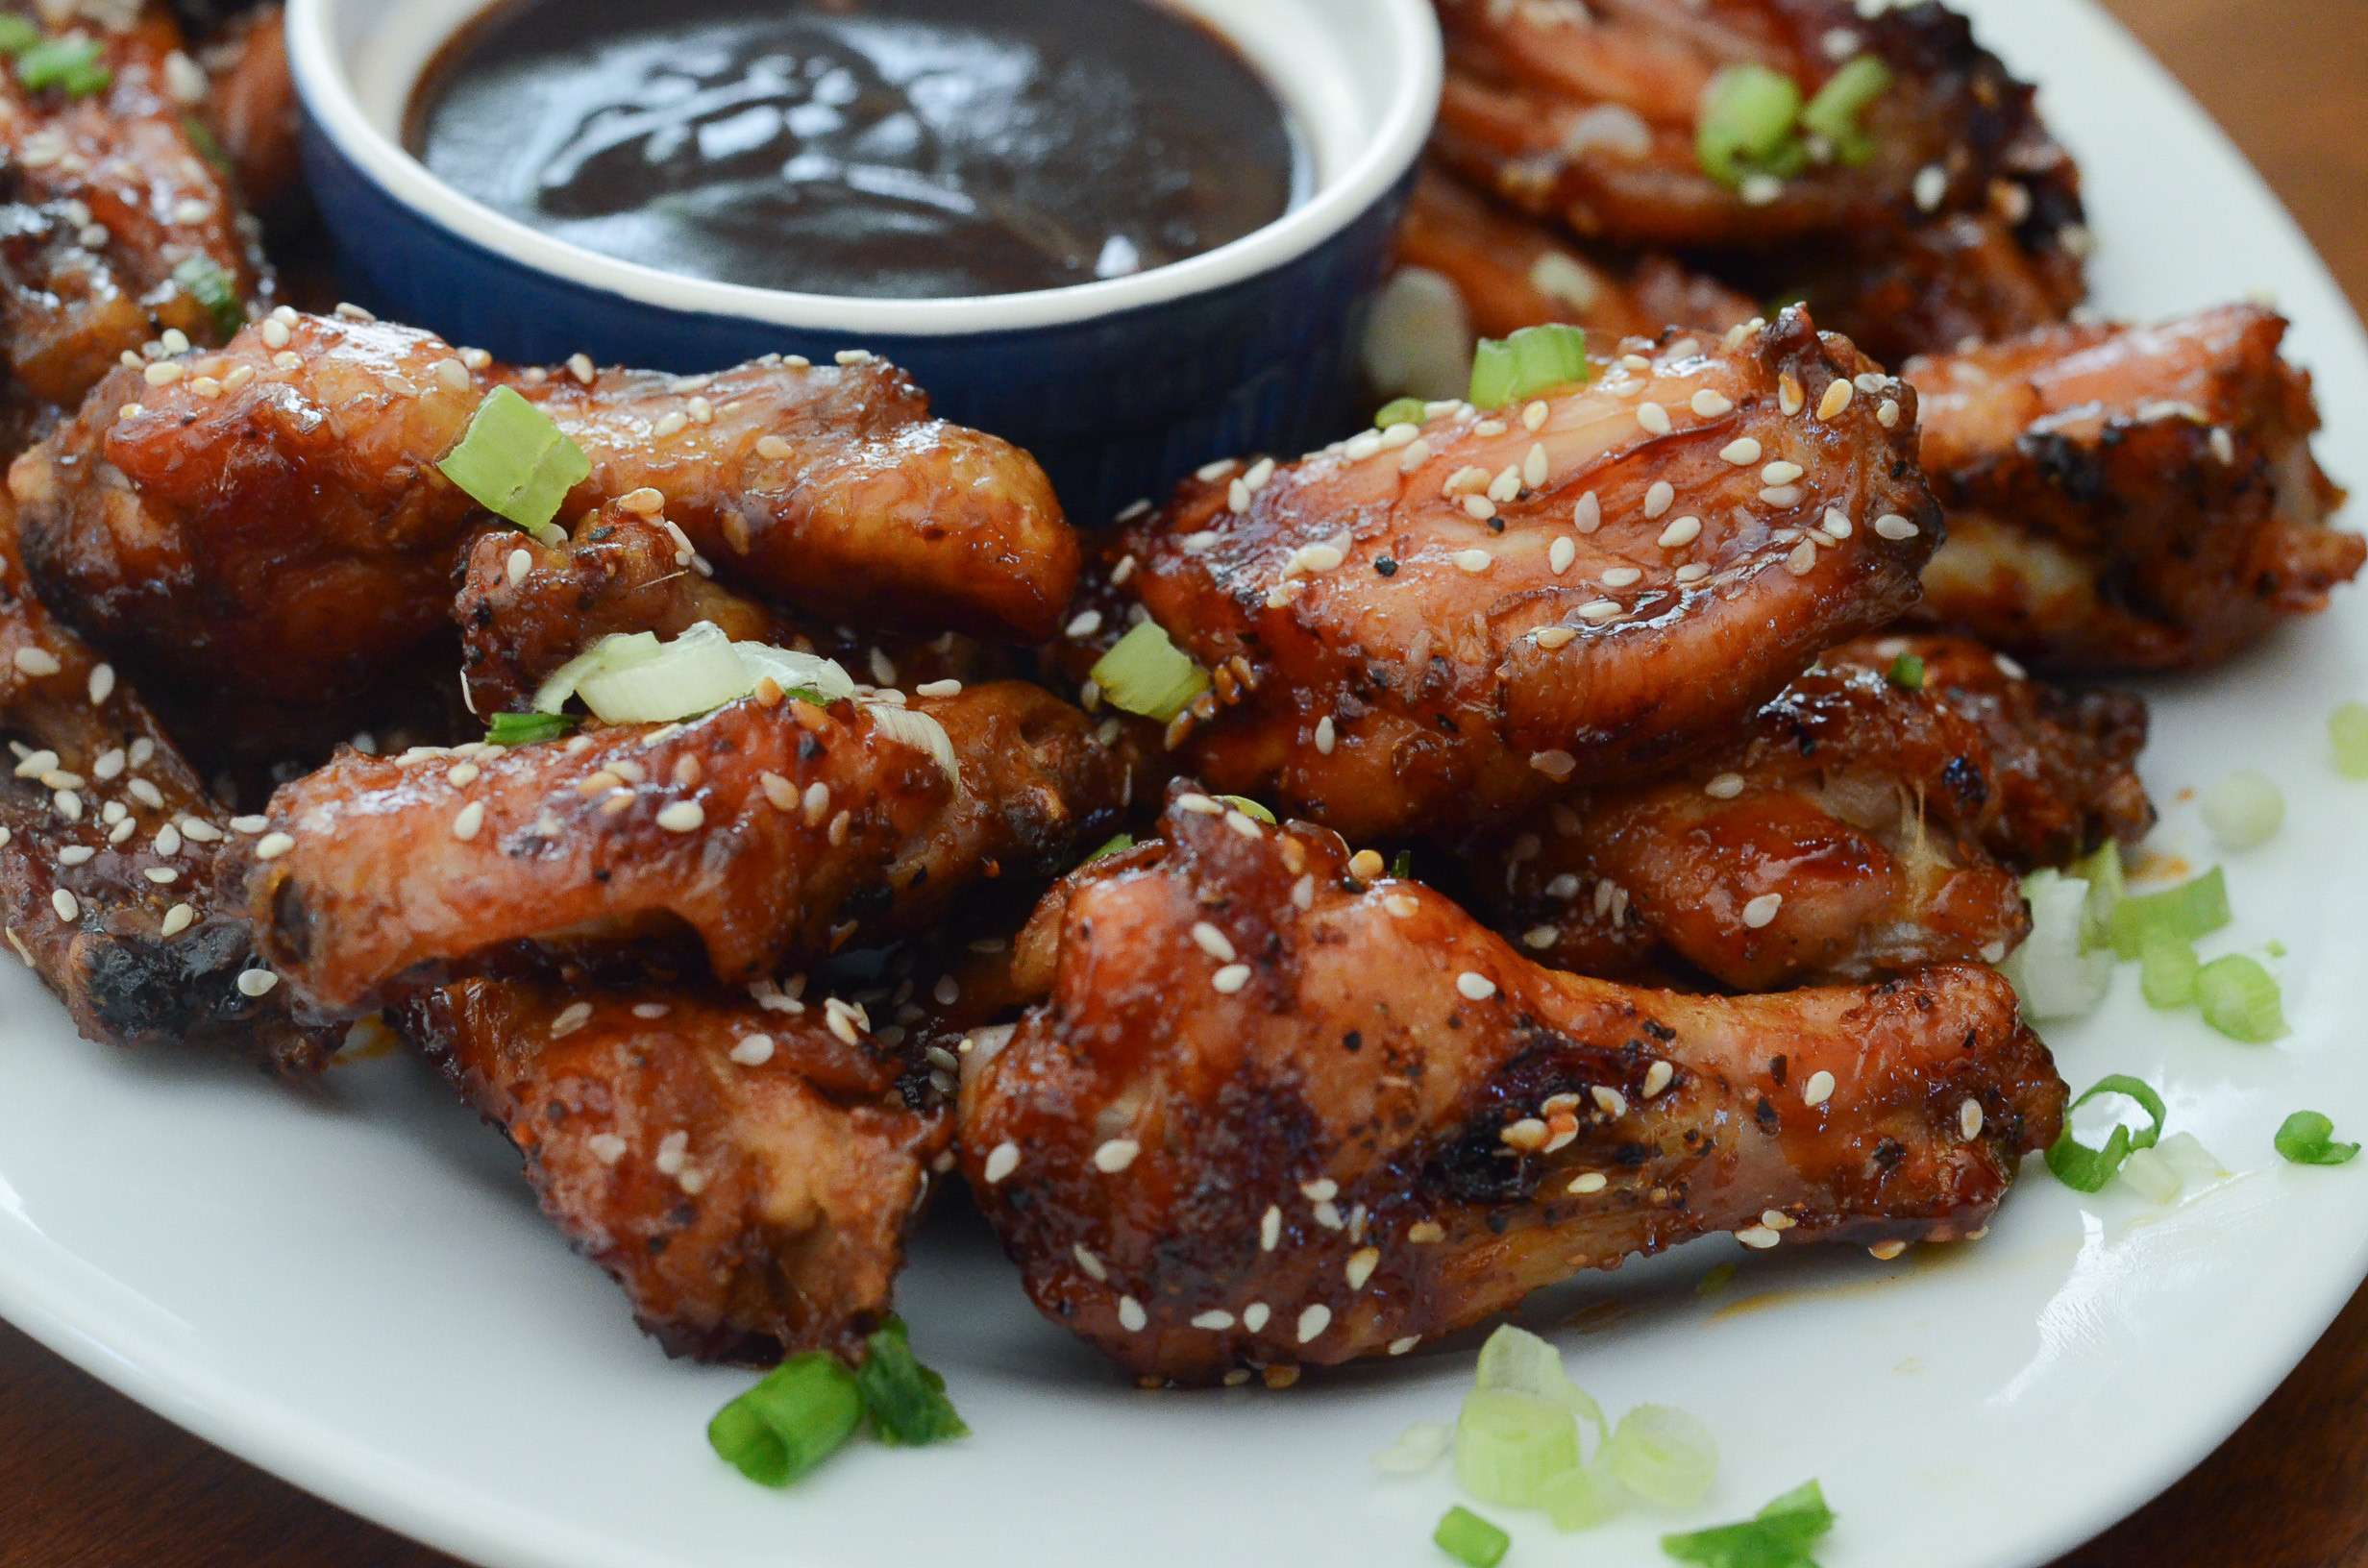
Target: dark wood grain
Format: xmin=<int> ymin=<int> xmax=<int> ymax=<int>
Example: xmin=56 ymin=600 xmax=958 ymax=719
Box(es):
xmin=6 ymin=2 xmax=2367 ymax=1564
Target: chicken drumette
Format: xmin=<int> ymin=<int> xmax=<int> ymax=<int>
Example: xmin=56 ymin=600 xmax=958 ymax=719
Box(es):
xmin=960 ymin=789 xmax=2064 ymax=1384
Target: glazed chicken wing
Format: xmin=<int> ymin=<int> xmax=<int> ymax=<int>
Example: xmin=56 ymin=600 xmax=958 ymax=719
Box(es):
xmin=401 ymin=975 xmax=950 ymax=1363
xmin=1470 ymin=634 xmax=2152 ymax=990
xmin=1068 ymin=307 xmax=1939 ymax=839
xmin=238 ymin=681 xmax=1123 ymax=1017
xmin=960 ymin=790 xmax=2064 ymax=1384
xmin=1905 ymin=306 xmax=2359 ymax=672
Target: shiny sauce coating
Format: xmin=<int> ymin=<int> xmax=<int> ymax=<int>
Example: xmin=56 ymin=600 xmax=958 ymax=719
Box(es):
xmin=407 ymin=0 xmax=1305 ymax=299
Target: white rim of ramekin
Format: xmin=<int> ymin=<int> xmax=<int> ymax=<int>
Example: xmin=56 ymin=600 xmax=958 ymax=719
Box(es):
xmin=284 ymin=0 xmax=1442 ymax=339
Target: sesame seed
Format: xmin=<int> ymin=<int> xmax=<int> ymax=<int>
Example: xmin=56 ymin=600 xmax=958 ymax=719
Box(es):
xmin=1348 ymin=848 xmax=1384 ymax=880
xmin=1212 ymin=964 xmax=1250 ymax=993
xmin=160 ymin=903 xmax=194 ymax=938
xmin=1869 ymin=1240 xmax=1909 ymax=1261
xmin=154 ymin=823 xmax=182 ymax=856
xmin=1529 ymin=749 xmax=1576 ymax=781
xmin=452 ymin=801 xmax=485 ymax=841
xmin=1817 ymin=380 xmax=1854 ymax=420
xmin=1227 ymin=477 xmax=1252 ymax=514
xmin=1295 ymin=1305 xmax=1330 ymax=1343
xmin=1761 ymin=1210 xmax=1795 ymax=1232
xmin=1243 ymin=1302 xmax=1271 ymax=1332
xmin=142 ymin=361 xmax=184 ymax=386
xmin=656 ymin=801 xmax=704 ymax=833
xmin=1913 ymin=164 xmax=1949 ymax=211
xmin=981 ymin=1142 xmax=1021 ymax=1184
xmin=1547 ymin=537 xmax=1577 ymax=576
xmin=255 ymin=832 xmax=294 ymax=860
xmin=2210 ymin=427 xmax=2236 ymax=465
xmin=1396 ymin=436 xmax=1432 ymax=471
xmin=1291 ymin=874 xmax=1315 ymax=910
xmin=1117 ymin=1297 xmax=1147 ymax=1333
xmin=1803 ymin=1069 xmax=1837 ymax=1106
xmin=1522 ymin=926 xmax=1559 ymax=949
xmin=1590 ymin=1086 xmax=1626 ymax=1118
xmin=1345 ymin=1248 xmax=1380 ymax=1289
xmin=1388 ymin=1335 xmax=1421 ymax=1356
xmin=1535 ymin=625 xmax=1578 ymax=649
xmin=1407 ymin=1220 xmax=1446 ymax=1245
xmin=1384 ymin=894 xmax=1419 ymax=918
xmin=1315 ymin=715 xmax=1336 ymax=754
xmin=1225 ymin=811 xmax=1263 ymax=840
xmin=1643 ymin=480 xmax=1675 ymax=518
xmin=1452 ymin=549 xmax=1492 ymax=573
xmin=505 ymin=549 xmax=531 ymax=587
xmin=1522 ymin=443 xmax=1549 ymax=488
xmin=729 ymin=1033 xmax=775 ymax=1066
xmin=1784 ymin=540 xmax=1818 ymax=574
xmin=447 ymin=762 xmax=481 ymax=788
xmin=1739 ymin=174 xmax=1783 ymax=206
xmin=1475 ymin=419 xmax=1507 ymax=437
xmin=1573 ymin=491 xmax=1601 ymax=533
xmin=1088 ymin=1138 xmax=1143 ymax=1175
xmin=653 ymin=410 xmax=687 ymax=439
xmin=1599 ymin=566 xmax=1640 ymax=588
xmin=1741 ymin=893 xmax=1783 ymax=927
xmin=1690 ymin=390 xmax=1734 ymax=417
xmin=1191 ymin=1310 xmax=1236 ymax=1331
xmin=1642 ymin=1061 xmax=1674 ymax=1098
xmin=585 ymin=1133 xmax=628 ymax=1165
xmin=1737 ymin=1226 xmax=1781 ymax=1249
xmin=1461 ymin=496 xmax=1496 ymax=523
xmin=1718 ymin=437 xmax=1763 ymax=467
xmin=1762 ymin=461 xmax=1805 ymax=486
xmin=1961 ymin=1099 xmax=1984 ymax=1139
xmin=1877 ymin=400 xmax=1900 ymax=428
xmin=1658 ymin=516 xmax=1703 ymax=549
xmin=1521 ymin=400 xmax=1549 ymax=431
xmin=52 ymin=791 xmax=79 ymax=821
xmin=1821 ymin=508 xmax=1854 ymax=538
xmin=57 ymin=845 xmax=92 ymax=866
xmin=259 ymin=318 xmax=291 ymax=350
xmin=1456 ymin=970 xmax=1496 ymax=1000
xmin=1260 ymin=1206 xmax=1282 ymax=1251
xmin=235 ymin=968 xmax=279 ymax=997
xmin=1637 ymin=402 xmax=1671 ymax=435
xmin=50 ymin=888 xmax=78 ymax=921
xmin=12 ymin=647 xmax=61 ymax=677
xmin=1873 ymin=513 xmax=1920 ymax=541
xmin=1568 ymin=1171 xmax=1608 ymax=1194
xmin=1576 ymin=600 xmax=1621 ymax=623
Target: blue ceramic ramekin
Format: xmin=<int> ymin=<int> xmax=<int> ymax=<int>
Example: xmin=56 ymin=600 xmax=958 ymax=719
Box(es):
xmin=285 ymin=0 xmax=1440 ymax=523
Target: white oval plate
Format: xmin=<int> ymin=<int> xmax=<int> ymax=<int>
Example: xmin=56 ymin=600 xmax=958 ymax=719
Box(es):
xmin=4 ymin=1 xmax=2365 ymax=1564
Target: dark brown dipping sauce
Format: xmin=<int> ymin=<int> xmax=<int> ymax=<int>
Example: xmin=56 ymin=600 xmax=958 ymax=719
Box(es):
xmin=406 ymin=0 xmax=1307 ymax=300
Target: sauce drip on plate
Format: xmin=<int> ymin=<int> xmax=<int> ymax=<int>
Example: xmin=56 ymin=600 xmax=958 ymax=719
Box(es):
xmin=407 ymin=0 xmax=1307 ymax=300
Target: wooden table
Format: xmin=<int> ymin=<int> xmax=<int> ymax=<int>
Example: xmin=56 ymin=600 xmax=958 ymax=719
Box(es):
xmin=7 ymin=2 xmax=2367 ymax=1563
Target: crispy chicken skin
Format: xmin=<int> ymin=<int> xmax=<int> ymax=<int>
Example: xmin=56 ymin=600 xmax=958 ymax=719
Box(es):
xmin=1069 ymin=308 xmax=1939 ymax=839
xmin=400 ymin=975 xmax=951 ymax=1363
xmin=961 ymin=791 xmax=2064 ymax=1383
xmin=9 ymin=311 xmax=1077 ymax=720
xmin=1471 ymin=634 xmax=2152 ymax=989
xmin=1395 ymin=163 xmax=1756 ymax=344
xmin=1905 ymin=306 xmax=2360 ymax=672
xmin=238 ymin=682 xmax=1123 ymax=1017
xmin=0 ymin=499 xmax=323 ymax=1067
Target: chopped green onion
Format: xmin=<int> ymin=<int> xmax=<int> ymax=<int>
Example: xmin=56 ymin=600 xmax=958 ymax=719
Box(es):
xmin=1694 ymin=1262 xmax=1738 ymax=1298
xmin=707 ymin=1353 xmax=863 ymax=1486
xmin=1088 ymin=620 xmax=1210 ymax=724
xmin=571 ymin=623 xmax=753 ymax=723
xmin=1998 ymin=868 xmax=2114 ymax=1020
xmin=2106 ymin=867 xmax=2230 ymax=960
xmin=2045 ymin=1074 xmax=2165 ymax=1192
xmin=1663 ymin=1480 xmax=1836 ymax=1568
xmin=2275 ymin=1111 xmax=2360 ymax=1166
xmin=183 ymin=113 xmax=233 ymax=175
xmin=1541 ymin=1463 xmax=1622 ymax=1531
xmin=17 ymin=36 xmax=111 ymax=97
xmin=437 ymin=385 xmax=592 ymax=533
xmin=1216 ymin=795 xmax=1276 ymax=824
xmin=1800 ymin=55 xmax=1894 ymax=167
xmin=2267 ymin=938 xmax=2288 ymax=958
xmin=853 ymin=1315 xmax=969 ymax=1447
xmin=2331 ymin=701 xmax=2368 ymax=779
xmin=2200 ymin=769 xmax=2284 ymax=849
xmin=1886 ymin=651 xmax=1924 ymax=691
xmin=484 ymin=711 xmax=577 ymax=747
xmin=2116 ymin=1144 xmax=2183 ymax=1205
xmin=2073 ymin=840 xmax=2123 ymax=950
xmin=1085 ymin=832 xmax=1135 ymax=863
xmin=1472 ymin=1323 xmax=1607 ymax=1436
xmin=1602 ymin=1404 xmax=1718 ymax=1508
xmin=866 ymin=702 xmax=962 ymax=790
xmin=1392 ymin=848 xmax=1415 ymax=879
xmin=735 ymin=642 xmax=858 ymax=708
xmin=2155 ymin=1130 xmax=2229 ymax=1187
xmin=2196 ymin=953 xmax=2286 ymax=1042
xmin=1435 ymin=1506 xmax=1511 ymax=1568
xmin=1468 ymin=323 xmax=1591 ymax=409
xmin=1696 ymin=63 xmax=1806 ymax=189
xmin=1455 ymin=1389 xmax=1580 ymax=1507
xmin=170 ymin=256 xmax=245 ymax=340
xmin=1375 ymin=397 xmax=1429 ymax=430
xmin=1371 ymin=1420 xmax=1453 ymax=1475
xmin=2138 ymin=934 xmax=2199 ymax=1010
xmin=0 ymin=15 xmax=39 ymax=54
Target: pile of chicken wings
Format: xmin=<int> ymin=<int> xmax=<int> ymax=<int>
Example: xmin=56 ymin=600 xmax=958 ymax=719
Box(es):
xmin=0 ymin=0 xmax=2355 ymax=1386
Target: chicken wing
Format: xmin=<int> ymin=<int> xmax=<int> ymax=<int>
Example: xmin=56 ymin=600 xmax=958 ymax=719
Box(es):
xmin=1904 ymin=306 xmax=2360 ymax=672
xmin=238 ymin=681 xmax=1124 ymax=1017
xmin=1065 ymin=307 xmax=1939 ymax=839
xmin=959 ymin=789 xmax=2064 ymax=1383
xmin=400 ymin=975 xmax=950 ymax=1363
xmin=1469 ymin=634 xmax=2151 ymax=989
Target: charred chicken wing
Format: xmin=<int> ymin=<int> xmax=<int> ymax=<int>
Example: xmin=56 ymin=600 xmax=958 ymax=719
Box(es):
xmin=960 ymin=790 xmax=2064 ymax=1383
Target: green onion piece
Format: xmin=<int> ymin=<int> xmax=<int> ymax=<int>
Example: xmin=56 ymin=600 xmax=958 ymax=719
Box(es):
xmin=0 ymin=15 xmax=41 ymax=54
xmin=1541 ymin=1463 xmax=1623 ymax=1531
xmin=2200 ymin=768 xmax=2284 ymax=849
xmin=2138 ymin=934 xmax=2199 ymax=1010
xmin=1088 ymin=620 xmax=1210 ymax=724
xmin=1392 ymin=848 xmax=1414 ymax=880
xmin=1472 ymin=1323 xmax=1606 ymax=1438
xmin=2156 ymin=1130 xmax=2229 ymax=1187
xmin=2196 ymin=953 xmax=2286 ymax=1042
xmin=2045 ymin=1074 xmax=2166 ymax=1192
xmin=1800 ymin=55 xmax=1894 ymax=167
xmin=2106 ymin=867 xmax=2231 ymax=960
xmin=170 ymin=256 xmax=246 ymax=340
xmin=707 ymin=1353 xmax=863 ymax=1486
xmin=853 ymin=1315 xmax=969 ymax=1447
xmin=1215 ymin=795 xmax=1276 ymax=824
xmin=1886 ymin=651 xmax=1925 ymax=691
xmin=1375 ymin=397 xmax=1429 ymax=430
xmin=2074 ymin=840 xmax=2124 ymax=950
xmin=437 ymin=385 xmax=592 ymax=532
xmin=573 ymin=623 xmax=752 ymax=723
xmin=1435 ymin=1506 xmax=1511 ymax=1568
xmin=17 ymin=36 xmax=110 ymax=97
xmin=2116 ymin=1144 xmax=2183 ymax=1205
xmin=1998 ymin=868 xmax=2114 ymax=1020
xmin=1455 ymin=1388 xmax=1580 ymax=1507
xmin=183 ymin=113 xmax=234 ymax=175
xmin=1663 ymin=1479 xmax=1836 ymax=1568
xmin=2275 ymin=1111 xmax=2361 ymax=1166
xmin=1602 ymin=1404 xmax=1718 ymax=1507
xmin=2331 ymin=701 xmax=2368 ymax=779
xmin=484 ymin=711 xmax=577 ymax=747
xmin=1696 ymin=63 xmax=1805 ymax=189
xmin=1468 ymin=323 xmax=1591 ymax=409
xmin=2267 ymin=938 xmax=2288 ymax=958
xmin=1085 ymin=832 xmax=1135 ymax=863
xmin=1694 ymin=1262 xmax=1738 ymax=1298
xmin=1372 ymin=1420 xmax=1453 ymax=1475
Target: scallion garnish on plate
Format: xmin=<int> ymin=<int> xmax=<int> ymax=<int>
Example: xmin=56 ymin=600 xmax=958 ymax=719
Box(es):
xmin=2045 ymin=1074 xmax=2166 ymax=1192
xmin=1434 ymin=1506 xmax=1511 ymax=1568
xmin=437 ymin=385 xmax=591 ymax=533
xmin=1661 ymin=1479 xmax=1836 ymax=1568
xmin=708 ymin=1314 xmax=967 ymax=1487
xmin=2275 ymin=1112 xmax=2361 ymax=1166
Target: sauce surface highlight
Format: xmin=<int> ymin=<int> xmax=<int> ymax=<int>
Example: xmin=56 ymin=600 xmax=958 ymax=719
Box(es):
xmin=407 ymin=0 xmax=1306 ymax=300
